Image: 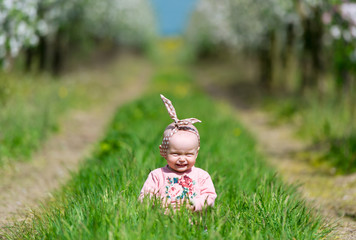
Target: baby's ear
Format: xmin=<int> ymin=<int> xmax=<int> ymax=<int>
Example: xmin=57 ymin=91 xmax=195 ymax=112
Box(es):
xmin=159 ymin=145 xmax=165 ymax=158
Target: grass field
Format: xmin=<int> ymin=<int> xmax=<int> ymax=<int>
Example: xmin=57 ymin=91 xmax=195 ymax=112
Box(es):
xmin=4 ymin=57 xmax=332 ymax=239
xmin=264 ymin=92 xmax=356 ymax=174
xmin=0 ymin=72 xmax=81 ymax=166
xmin=0 ymin=54 xmax=140 ymax=166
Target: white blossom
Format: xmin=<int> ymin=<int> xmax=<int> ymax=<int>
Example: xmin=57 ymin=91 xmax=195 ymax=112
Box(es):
xmin=37 ymin=20 xmax=49 ymax=35
xmin=0 ymin=48 xmax=5 ymax=58
xmin=340 ymin=3 xmax=356 ymax=26
xmin=0 ymin=35 xmax=6 ymax=46
xmin=3 ymin=0 xmax=13 ymax=9
xmin=0 ymin=0 xmax=157 ymax=65
xmin=322 ymin=12 xmax=332 ymax=25
xmin=187 ymin=0 xmax=298 ymax=50
xmin=0 ymin=11 xmax=7 ymax=25
xmin=9 ymin=38 xmax=21 ymax=57
xmin=351 ymin=26 xmax=356 ymax=38
xmin=29 ymin=35 xmax=39 ymax=45
xmin=343 ymin=31 xmax=352 ymax=42
xmin=330 ymin=25 xmax=341 ymax=39
xmin=17 ymin=22 xmax=28 ymax=36
xmin=350 ymin=49 xmax=356 ymax=62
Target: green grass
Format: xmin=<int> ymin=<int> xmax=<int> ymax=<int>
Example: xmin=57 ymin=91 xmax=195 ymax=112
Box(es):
xmin=0 ymin=72 xmax=80 ymax=165
xmin=0 ymin=54 xmax=144 ymax=166
xmin=264 ymin=92 xmax=356 ymax=173
xmin=4 ymin=65 xmax=332 ymax=239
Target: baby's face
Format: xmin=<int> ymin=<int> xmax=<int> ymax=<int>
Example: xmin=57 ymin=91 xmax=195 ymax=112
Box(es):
xmin=162 ymin=131 xmax=199 ymax=172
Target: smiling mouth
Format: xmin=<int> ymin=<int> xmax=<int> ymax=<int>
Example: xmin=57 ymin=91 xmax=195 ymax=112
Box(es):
xmin=176 ymin=163 xmax=188 ymax=167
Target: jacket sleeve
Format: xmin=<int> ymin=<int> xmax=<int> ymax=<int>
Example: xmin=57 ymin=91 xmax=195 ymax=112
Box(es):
xmin=193 ymin=173 xmax=217 ymax=211
xmin=139 ymin=171 xmax=160 ymax=202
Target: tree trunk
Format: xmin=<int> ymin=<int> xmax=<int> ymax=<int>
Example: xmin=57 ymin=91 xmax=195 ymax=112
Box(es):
xmin=300 ymin=17 xmax=313 ymax=91
xmin=25 ymin=47 xmax=34 ymax=72
xmin=52 ymin=29 xmax=65 ymax=76
xmin=310 ymin=6 xmax=323 ymax=90
xmin=284 ymin=23 xmax=296 ymax=90
xmin=259 ymin=30 xmax=277 ymax=91
xmin=38 ymin=36 xmax=47 ymax=71
xmin=295 ymin=1 xmax=324 ymax=93
xmin=270 ymin=29 xmax=279 ymax=89
xmin=259 ymin=47 xmax=272 ymax=90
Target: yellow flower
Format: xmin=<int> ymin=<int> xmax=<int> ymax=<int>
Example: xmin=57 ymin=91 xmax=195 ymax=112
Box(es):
xmin=58 ymin=87 xmax=68 ymax=99
xmin=233 ymin=128 xmax=241 ymax=136
xmin=101 ymin=143 xmax=111 ymax=152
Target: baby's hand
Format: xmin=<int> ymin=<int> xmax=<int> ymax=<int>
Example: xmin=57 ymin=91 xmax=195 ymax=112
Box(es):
xmin=162 ymin=198 xmax=172 ymax=208
xmin=175 ymin=198 xmax=195 ymax=211
xmin=162 ymin=197 xmax=195 ymax=212
xmin=143 ymin=188 xmax=156 ymax=197
xmin=142 ymin=188 xmax=164 ymax=208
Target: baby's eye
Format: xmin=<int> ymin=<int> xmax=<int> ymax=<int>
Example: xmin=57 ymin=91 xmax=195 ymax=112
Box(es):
xmin=186 ymin=153 xmax=194 ymax=156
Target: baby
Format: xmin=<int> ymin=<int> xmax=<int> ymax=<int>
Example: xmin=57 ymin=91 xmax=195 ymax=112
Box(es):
xmin=139 ymin=94 xmax=217 ymax=212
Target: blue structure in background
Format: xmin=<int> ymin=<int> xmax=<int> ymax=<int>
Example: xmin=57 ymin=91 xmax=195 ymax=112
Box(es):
xmin=149 ymin=0 xmax=197 ymax=36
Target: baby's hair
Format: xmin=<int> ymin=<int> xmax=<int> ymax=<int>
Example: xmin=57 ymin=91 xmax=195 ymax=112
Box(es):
xmin=159 ymin=94 xmax=201 ymax=158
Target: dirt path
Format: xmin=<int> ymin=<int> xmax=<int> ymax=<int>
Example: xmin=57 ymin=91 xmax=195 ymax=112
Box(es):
xmin=194 ymin=61 xmax=356 ymax=239
xmin=235 ymin=109 xmax=356 ymax=239
xmin=0 ymin=53 xmax=152 ymax=232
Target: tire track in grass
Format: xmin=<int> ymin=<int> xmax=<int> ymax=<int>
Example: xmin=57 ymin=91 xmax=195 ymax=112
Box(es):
xmin=235 ymin=110 xmax=356 ymax=240
xmin=0 ymin=53 xmax=152 ymax=231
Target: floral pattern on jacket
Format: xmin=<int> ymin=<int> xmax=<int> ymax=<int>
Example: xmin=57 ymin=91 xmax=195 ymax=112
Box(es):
xmin=165 ymin=175 xmax=197 ymax=200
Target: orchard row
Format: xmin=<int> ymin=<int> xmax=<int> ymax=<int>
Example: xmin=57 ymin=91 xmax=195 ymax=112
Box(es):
xmin=0 ymin=0 xmax=156 ymax=70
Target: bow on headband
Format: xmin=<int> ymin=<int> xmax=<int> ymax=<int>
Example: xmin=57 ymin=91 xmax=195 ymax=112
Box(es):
xmin=160 ymin=94 xmax=201 ymax=127
xmin=159 ymin=94 xmax=201 ymax=158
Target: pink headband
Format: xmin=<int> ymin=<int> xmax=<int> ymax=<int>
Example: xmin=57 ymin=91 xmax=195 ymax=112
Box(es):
xmin=160 ymin=94 xmax=201 ymax=157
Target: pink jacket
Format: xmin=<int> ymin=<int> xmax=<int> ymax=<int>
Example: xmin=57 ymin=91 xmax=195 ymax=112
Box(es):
xmin=139 ymin=165 xmax=217 ymax=211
